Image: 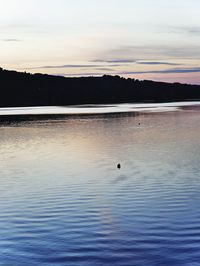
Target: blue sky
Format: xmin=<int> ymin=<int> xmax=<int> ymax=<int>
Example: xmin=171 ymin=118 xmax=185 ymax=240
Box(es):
xmin=1 ymin=0 xmax=200 ymax=83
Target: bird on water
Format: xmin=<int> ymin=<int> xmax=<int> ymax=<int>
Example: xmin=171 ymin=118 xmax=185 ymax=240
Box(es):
xmin=117 ymin=163 xmax=121 ymax=169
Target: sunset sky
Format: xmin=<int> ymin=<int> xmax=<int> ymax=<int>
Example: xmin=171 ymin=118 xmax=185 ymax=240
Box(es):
xmin=1 ymin=0 xmax=200 ymax=84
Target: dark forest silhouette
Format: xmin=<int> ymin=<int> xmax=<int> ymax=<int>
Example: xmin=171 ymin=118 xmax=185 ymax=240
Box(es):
xmin=0 ymin=68 xmax=200 ymax=107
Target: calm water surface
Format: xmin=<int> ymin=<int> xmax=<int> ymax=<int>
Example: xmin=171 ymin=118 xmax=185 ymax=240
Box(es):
xmin=0 ymin=104 xmax=200 ymax=265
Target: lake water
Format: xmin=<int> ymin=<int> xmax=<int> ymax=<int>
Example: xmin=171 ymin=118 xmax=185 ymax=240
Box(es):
xmin=0 ymin=102 xmax=200 ymax=266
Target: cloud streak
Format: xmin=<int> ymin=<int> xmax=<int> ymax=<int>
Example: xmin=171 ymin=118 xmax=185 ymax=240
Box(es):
xmin=23 ymin=62 xmax=131 ymax=70
xmin=62 ymin=72 xmax=105 ymax=77
xmin=117 ymin=67 xmax=200 ymax=75
xmin=168 ymin=26 xmax=200 ymax=36
xmin=56 ymin=67 xmax=200 ymax=77
xmin=137 ymin=61 xmax=180 ymax=66
xmin=23 ymin=60 xmax=181 ymax=71
xmin=98 ymin=45 xmax=200 ymax=60
xmin=92 ymin=59 xmax=136 ymax=63
xmin=2 ymin=38 xmax=21 ymax=42
xmin=27 ymin=64 xmax=106 ymax=69
xmin=92 ymin=59 xmax=179 ymax=66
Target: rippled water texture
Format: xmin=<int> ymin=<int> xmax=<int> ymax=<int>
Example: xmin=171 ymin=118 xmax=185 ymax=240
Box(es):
xmin=0 ymin=105 xmax=200 ymax=265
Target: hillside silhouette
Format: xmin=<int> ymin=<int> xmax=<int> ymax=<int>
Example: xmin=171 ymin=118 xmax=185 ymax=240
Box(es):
xmin=0 ymin=68 xmax=200 ymax=107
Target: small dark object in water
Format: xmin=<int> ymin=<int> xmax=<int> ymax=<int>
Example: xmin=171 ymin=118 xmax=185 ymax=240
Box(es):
xmin=117 ymin=163 xmax=121 ymax=169
xmin=138 ymin=123 xmax=141 ymax=125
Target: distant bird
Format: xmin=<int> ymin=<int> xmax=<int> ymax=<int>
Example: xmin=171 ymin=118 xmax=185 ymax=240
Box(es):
xmin=117 ymin=163 xmax=121 ymax=169
xmin=138 ymin=123 xmax=141 ymax=125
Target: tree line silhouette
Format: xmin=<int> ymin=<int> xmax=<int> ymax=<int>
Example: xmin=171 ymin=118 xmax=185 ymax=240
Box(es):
xmin=0 ymin=68 xmax=200 ymax=107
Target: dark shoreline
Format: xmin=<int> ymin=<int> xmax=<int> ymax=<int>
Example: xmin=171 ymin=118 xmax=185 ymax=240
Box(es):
xmin=1 ymin=68 xmax=200 ymax=107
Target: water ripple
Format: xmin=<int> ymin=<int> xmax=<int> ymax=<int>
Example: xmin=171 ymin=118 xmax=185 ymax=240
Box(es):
xmin=0 ymin=109 xmax=200 ymax=265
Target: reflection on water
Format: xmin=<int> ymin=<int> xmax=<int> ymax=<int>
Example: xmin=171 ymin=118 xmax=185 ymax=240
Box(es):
xmin=0 ymin=101 xmax=200 ymax=116
xmin=0 ymin=107 xmax=200 ymax=265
